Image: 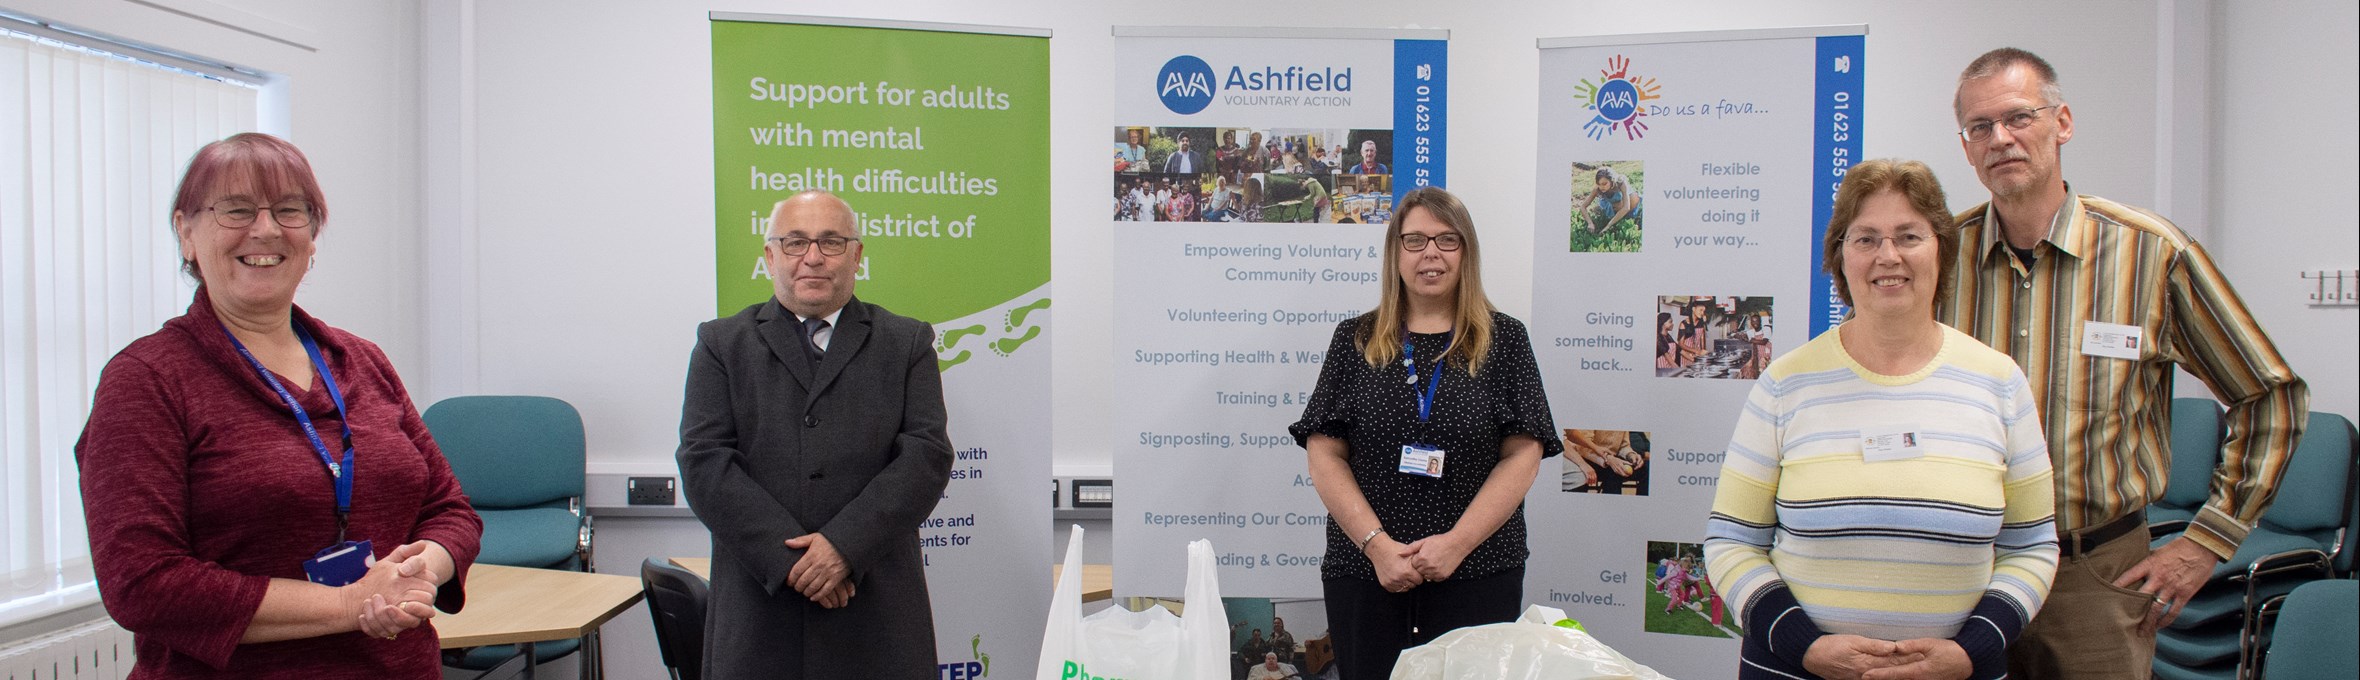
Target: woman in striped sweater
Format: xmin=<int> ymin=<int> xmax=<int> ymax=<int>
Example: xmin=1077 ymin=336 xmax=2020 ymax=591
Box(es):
xmin=1704 ymin=159 xmax=2059 ymax=680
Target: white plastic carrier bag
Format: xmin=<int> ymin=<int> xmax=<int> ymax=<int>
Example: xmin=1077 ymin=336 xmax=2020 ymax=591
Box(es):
xmin=1389 ymin=604 xmax=1673 ymax=680
xmin=1035 ymin=525 xmax=1230 ymax=680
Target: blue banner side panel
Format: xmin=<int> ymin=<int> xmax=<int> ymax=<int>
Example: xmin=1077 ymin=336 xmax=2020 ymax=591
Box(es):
xmin=1393 ymin=39 xmax=1447 ymax=203
xmin=1808 ymin=34 xmax=1866 ymax=338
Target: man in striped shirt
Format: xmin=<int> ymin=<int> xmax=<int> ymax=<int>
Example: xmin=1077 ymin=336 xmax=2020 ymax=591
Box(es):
xmin=1937 ymin=48 xmax=2310 ymax=679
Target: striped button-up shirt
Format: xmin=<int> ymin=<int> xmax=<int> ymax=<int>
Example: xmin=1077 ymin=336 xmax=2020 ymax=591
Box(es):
xmin=1935 ymin=192 xmax=2308 ymax=559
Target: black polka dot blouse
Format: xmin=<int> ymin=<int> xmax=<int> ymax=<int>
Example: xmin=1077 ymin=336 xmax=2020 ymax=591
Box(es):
xmin=1288 ymin=311 xmax=1563 ymax=582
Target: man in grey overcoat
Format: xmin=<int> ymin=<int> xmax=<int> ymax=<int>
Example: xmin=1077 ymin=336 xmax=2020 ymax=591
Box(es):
xmin=677 ymin=190 xmax=953 ymax=679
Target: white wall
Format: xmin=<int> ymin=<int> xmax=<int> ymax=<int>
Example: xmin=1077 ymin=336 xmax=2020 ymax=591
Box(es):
xmin=2207 ymin=0 xmax=2359 ymax=423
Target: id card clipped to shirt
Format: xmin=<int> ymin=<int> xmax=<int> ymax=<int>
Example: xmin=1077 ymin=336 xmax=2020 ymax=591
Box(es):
xmin=303 ymin=539 xmax=374 ymax=587
xmin=1399 ymin=444 xmax=1446 ymax=477
xmin=2080 ymin=321 xmax=2144 ymax=360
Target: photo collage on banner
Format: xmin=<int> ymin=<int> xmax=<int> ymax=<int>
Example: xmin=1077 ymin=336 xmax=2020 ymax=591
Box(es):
xmin=1524 ymin=27 xmax=1863 ymax=679
xmin=1111 ymin=126 xmax=1399 ymax=225
xmin=1110 ymin=26 xmax=1446 ymax=668
xmin=710 ymin=14 xmax=1053 ymax=675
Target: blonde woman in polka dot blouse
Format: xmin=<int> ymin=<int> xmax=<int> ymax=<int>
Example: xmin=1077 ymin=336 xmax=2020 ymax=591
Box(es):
xmin=1289 ymin=187 xmax=1563 ymax=680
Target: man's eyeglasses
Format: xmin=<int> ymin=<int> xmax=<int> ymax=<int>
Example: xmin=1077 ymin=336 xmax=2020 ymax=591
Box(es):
xmin=1841 ymin=231 xmax=1932 ymax=253
xmin=203 ymin=199 xmax=313 ymax=229
xmin=1958 ymin=105 xmax=2059 ymax=143
xmin=1400 ymin=233 xmax=1463 ymax=252
xmin=768 ymin=235 xmax=859 ymax=256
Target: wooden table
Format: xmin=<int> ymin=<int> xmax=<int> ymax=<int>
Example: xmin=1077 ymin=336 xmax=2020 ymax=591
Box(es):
xmin=669 ymin=557 xmax=1114 ymax=602
xmin=435 ymin=564 xmax=646 ymax=679
xmin=1051 ymin=563 xmax=1116 ymax=603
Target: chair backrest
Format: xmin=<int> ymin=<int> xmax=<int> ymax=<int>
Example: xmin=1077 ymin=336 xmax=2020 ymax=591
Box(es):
xmin=641 ymin=558 xmax=710 ymax=680
xmin=424 ymin=395 xmax=586 ymax=508
xmin=2320 ymin=414 xmax=2360 ymax=575
xmin=2161 ymin=398 xmax=2225 ymax=511
xmin=2261 ymin=579 xmax=2357 ymax=680
xmin=2344 ymin=432 xmax=2358 ymax=576
xmin=2259 ymin=413 xmax=2357 ymax=537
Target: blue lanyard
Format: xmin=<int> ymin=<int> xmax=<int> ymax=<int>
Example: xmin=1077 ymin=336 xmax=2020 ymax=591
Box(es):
xmin=1402 ymin=331 xmax=1448 ymax=422
xmin=219 ymin=321 xmax=355 ymax=541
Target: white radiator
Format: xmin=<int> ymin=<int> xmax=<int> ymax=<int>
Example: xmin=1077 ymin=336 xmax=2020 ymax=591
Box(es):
xmin=0 ymin=619 xmax=133 ymax=680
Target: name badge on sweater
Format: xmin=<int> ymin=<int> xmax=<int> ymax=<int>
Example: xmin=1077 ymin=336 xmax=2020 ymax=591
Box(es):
xmin=2080 ymin=321 xmax=2144 ymax=360
xmin=1860 ymin=426 xmax=1925 ymax=462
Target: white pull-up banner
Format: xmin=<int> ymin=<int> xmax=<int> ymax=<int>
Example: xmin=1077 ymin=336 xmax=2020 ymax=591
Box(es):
xmin=1109 ymin=26 xmax=1449 ymax=601
xmin=1522 ymin=26 xmax=1864 ymax=679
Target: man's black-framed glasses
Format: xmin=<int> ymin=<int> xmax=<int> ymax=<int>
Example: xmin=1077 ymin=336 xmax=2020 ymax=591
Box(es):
xmin=768 ymin=235 xmax=859 ymax=256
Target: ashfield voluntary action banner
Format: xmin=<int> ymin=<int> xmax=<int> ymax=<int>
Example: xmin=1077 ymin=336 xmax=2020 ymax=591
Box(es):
xmin=711 ymin=13 xmax=1052 ymax=675
xmin=1110 ymin=26 xmax=1448 ymax=600
xmin=1523 ymin=26 xmax=1863 ymax=679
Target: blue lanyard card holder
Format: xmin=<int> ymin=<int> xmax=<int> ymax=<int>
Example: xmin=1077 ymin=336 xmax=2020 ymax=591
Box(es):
xmin=303 ymin=539 xmax=374 ymax=587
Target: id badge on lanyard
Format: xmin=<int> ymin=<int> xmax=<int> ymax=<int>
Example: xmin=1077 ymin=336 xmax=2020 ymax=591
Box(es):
xmin=220 ymin=322 xmax=369 ymax=586
xmin=1397 ymin=334 xmax=1447 ymax=478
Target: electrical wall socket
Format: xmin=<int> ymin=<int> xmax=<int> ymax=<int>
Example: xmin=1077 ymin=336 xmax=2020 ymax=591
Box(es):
xmin=627 ymin=476 xmax=676 ymax=506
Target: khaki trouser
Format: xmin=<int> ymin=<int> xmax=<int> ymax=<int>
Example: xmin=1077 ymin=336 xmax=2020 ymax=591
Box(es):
xmin=2008 ymin=521 xmax=2157 ymax=679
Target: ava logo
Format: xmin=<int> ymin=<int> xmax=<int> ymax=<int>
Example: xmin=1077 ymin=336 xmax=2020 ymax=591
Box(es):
xmin=1575 ymin=55 xmax=1662 ymax=140
xmin=1156 ymin=55 xmax=1216 ymax=114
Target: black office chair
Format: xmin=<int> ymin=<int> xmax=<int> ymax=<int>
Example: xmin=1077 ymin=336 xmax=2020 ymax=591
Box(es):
xmin=641 ymin=558 xmax=710 ymax=680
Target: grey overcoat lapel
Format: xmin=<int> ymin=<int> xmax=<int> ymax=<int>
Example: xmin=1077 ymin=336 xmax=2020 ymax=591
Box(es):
xmin=754 ymin=300 xmax=816 ymax=391
xmin=809 ymin=298 xmax=873 ymax=400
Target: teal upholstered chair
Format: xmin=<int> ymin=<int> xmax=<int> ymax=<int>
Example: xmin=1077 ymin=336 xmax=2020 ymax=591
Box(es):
xmin=2147 ymin=399 xmax=2233 ymax=680
xmin=425 ymin=395 xmax=599 ymax=678
xmin=2151 ymin=398 xmax=2226 ymax=534
xmin=2259 ymin=579 xmax=2357 ymax=680
xmin=2155 ymin=412 xmax=2356 ymax=680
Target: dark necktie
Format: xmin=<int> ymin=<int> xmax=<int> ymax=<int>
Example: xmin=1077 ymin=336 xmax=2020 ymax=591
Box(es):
xmin=802 ymin=317 xmax=829 ymax=360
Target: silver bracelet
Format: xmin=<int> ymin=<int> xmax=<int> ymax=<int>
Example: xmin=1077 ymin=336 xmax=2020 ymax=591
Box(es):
xmin=1358 ymin=527 xmax=1386 ymax=550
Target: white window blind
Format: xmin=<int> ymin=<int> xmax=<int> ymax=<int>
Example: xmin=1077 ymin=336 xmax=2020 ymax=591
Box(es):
xmin=1 ymin=27 xmax=257 ymax=625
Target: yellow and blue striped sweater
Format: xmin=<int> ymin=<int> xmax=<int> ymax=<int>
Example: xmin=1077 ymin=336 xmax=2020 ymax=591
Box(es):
xmin=1706 ymin=323 xmax=2057 ymax=679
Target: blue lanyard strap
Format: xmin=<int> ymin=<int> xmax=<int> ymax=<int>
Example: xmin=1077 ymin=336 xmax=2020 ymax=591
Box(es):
xmin=219 ymin=321 xmax=355 ymax=538
xmin=1403 ymin=332 xmax=1448 ymax=422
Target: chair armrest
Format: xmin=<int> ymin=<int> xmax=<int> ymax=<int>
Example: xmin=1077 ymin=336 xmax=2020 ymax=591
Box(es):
xmin=577 ymin=512 xmax=596 ymax=572
xmin=2329 ymin=527 xmax=2347 ymax=578
xmin=2150 ymin=520 xmax=2189 ymax=539
xmin=2234 ymin=550 xmax=2329 ymax=679
xmin=2239 ymin=549 xmax=2330 ymax=629
xmin=2240 ymin=549 xmax=2331 ymax=586
xmin=2240 ymin=593 xmax=2292 ymax=677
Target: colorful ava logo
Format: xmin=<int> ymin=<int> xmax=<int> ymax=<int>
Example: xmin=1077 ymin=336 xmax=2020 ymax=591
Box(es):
xmin=1156 ymin=55 xmax=1216 ymax=115
xmin=1575 ymin=55 xmax=1662 ymax=140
